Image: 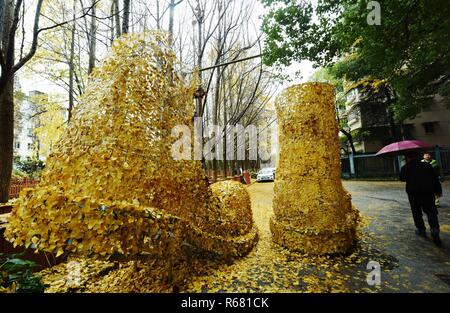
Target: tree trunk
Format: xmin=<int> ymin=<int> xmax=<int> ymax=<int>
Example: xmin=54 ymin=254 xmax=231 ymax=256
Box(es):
xmin=68 ymin=1 xmax=76 ymax=122
xmin=212 ymin=2 xmax=223 ymax=182
xmin=194 ymin=7 xmax=205 ymax=170
xmin=212 ymin=65 xmax=222 ymax=181
xmin=0 ymin=79 xmax=14 ymax=202
xmin=156 ymin=0 xmax=161 ymax=29
xmin=339 ymin=128 xmax=357 ymax=155
xmin=109 ymin=1 xmax=115 ymax=43
xmin=168 ymin=0 xmax=174 ymax=34
xmin=222 ymin=116 xmax=227 ymax=178
xmin=0 ymin=3 xmax=4 ymax=42
xmin=336 ymin=102 xmax=356 ymax=155
xmin=114 ymin=0 xmax=121 ymax=37
xmin=222 ymin=80 xmax=227 ymax=179
xmin=384 ymin=88 xmax=399 ymax=143
xmin=387 ymin=109 xmax=397 ymax=141
xmin=87 ymin=0 xmax=96 ymax=74
xmin=196 ymin=19 xmax=202 ymax=91
xmin=122 ymin=0 xmax=130 ymax=34
xmin=0 ymin=0 xmax=14 ymax=202
xmin=168 ymin=0 xmax=180 ymax=44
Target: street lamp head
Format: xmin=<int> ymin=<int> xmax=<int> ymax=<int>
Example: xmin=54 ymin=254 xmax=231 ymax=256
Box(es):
xmin=194 ymin=85 xmax=206 ymax=99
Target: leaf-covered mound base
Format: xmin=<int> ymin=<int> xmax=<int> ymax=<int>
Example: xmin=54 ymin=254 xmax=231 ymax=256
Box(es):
xmin=270 ymin=205 xmax=360 ymax=255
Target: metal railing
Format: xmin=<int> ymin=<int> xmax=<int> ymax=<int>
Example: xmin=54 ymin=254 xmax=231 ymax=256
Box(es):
xmin=341 ymin=147 xmax=450 ymax=178
xmin=9 ymin=178 xmax=39 ymax=199
xmin=341 ymin=153 xmax=397 ymax=178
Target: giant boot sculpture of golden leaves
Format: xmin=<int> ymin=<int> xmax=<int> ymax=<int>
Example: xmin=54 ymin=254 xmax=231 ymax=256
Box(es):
xmin=270 ymin=83 xmax=359 ymax=255
xmin=5 ymin=32 xmax=257 ymax=262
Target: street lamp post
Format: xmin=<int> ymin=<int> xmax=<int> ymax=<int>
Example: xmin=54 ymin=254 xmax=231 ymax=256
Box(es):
xmin=194 ymin=85 xmax=207 ymax=172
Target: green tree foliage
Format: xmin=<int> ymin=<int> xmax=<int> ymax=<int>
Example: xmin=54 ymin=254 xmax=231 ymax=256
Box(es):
xmin=261 ymin=0 xmax=450 ymax=121
xmin=0 ymin=253 xmax=46 ymax=293
xmin=14 ymin=157 xmax=45 ymax=178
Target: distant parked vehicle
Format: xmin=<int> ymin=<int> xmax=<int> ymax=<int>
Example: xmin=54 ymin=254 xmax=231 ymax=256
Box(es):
xmin=257 ymin=167 xmax=276 ymax=182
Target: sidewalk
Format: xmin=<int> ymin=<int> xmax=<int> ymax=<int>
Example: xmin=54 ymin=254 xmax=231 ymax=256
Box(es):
xmin=343 ymin=180 xmax=450 ymax=292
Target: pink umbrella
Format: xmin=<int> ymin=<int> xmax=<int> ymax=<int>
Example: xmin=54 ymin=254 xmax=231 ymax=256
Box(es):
xmin=375 ymin=140 xmax=433 ymax=156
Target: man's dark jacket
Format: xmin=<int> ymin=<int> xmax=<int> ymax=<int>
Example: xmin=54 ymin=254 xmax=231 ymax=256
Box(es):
xmin=400 ymin=159 xmax=442 ymax=194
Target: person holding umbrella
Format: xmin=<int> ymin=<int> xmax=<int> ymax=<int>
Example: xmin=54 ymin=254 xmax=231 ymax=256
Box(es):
xmin=377 ymin=140 xmax=443 ymax=246
xmin=400 ymin=151 xmax=442 ymax=246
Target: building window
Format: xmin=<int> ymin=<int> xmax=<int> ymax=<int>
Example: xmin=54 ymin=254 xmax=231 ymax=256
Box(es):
xmin=347 ymin=109 xmax=360 ymax=122
xmin=27 ymin=143 xmax=33 ymax=150
xmin=15 ymin=142 xmax=20 ymax=149
xmin=422 ymin=122 xmax=435 ymax=134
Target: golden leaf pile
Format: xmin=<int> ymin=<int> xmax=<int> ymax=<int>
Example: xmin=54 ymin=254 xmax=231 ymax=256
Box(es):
xmin=5 ymin=32 xmax=257 ymax=261
xmin=270 ymin=82 xmax=360 ymax=255
xmin=210 ymin=180 xmax=254 ymax=237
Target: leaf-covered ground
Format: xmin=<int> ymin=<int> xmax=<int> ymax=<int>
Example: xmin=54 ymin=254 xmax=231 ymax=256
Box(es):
xmin=181 ymin=181 xmax=450 ymax=292
xmin=39 ymin=181 xmax=450 ymax=293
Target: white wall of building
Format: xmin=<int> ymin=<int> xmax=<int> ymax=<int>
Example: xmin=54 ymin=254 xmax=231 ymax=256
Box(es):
xmin=13 ymin=91 xmax=45 ymax=161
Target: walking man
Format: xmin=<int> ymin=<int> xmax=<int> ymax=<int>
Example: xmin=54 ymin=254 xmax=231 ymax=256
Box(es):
xmin=400 ymin=151 xmax=442 ymax=246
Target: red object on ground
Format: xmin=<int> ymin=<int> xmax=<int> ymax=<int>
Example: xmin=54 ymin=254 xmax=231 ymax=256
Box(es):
xmin=375 ymin=140 xmax=433 ymax=156
xmin=243 ymin=171 xmax=251 ymax=185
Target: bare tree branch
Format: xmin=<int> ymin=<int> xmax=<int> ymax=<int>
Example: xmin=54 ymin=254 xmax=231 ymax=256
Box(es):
xmin=10 ymin=0 xmax=99 ymax=77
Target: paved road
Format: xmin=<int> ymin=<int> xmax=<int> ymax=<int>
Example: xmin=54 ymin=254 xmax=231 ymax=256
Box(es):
xmin=343 ymin=180 xmax=450 ymax=292
xmin=185 ymin=180 xmax=450 ymax=293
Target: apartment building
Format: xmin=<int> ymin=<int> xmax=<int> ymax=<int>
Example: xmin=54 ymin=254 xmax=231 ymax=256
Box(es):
xmin=342 ymin=89 xmax=450 ymax=153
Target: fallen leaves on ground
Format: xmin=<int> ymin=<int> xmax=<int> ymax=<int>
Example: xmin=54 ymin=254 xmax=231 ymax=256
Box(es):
xmin=38 ymin=182 xmax=402 ymax=293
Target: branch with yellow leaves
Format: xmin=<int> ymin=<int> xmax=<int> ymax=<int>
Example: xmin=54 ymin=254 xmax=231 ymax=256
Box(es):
xmin=0 ymin=0 xmax=99 ymax=97
xmin=12 ymin=0 xmax=100 ymax=74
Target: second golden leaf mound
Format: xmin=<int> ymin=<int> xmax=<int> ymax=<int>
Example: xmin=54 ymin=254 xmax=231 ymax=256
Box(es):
xmin=271 ymin=83 xmax=360 ymax=255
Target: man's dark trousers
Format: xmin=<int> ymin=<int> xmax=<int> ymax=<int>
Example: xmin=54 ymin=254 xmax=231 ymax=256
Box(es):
xmin=407 ymin=193 xmax=439 ymax=231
